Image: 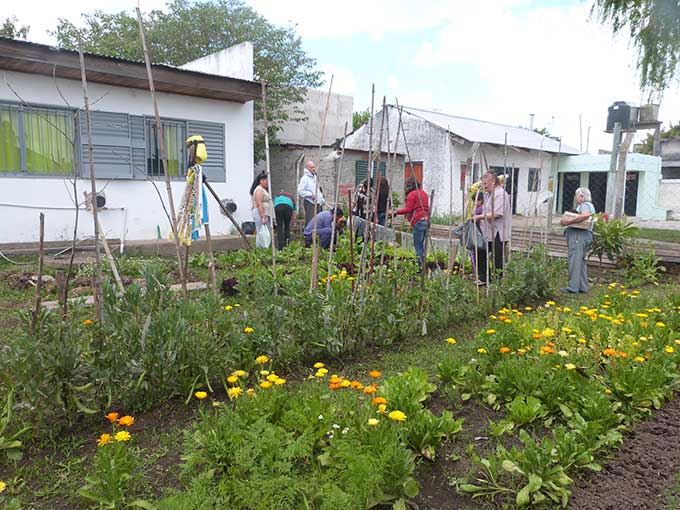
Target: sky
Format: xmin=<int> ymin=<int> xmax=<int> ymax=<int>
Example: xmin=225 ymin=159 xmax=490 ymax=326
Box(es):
xmin=5 ymin=0 xmax=680 ymax=152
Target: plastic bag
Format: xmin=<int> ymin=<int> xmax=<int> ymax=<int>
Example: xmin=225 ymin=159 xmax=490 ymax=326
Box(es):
xmin=256 ymin=225 xmax=271 ymax=248
xmin=452 ymin=219 xmax=486 ymax=251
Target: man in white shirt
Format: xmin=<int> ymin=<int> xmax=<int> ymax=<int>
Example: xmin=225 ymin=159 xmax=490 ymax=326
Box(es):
xmin=297 ymin=160 xmax=326 ymax=227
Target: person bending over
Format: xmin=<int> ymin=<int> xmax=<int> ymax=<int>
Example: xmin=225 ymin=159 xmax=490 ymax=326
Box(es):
xmin=304 ymin=207 xmax=345 ymax=249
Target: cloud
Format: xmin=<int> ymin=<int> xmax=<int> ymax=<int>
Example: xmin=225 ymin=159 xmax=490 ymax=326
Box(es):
xmin=319 ymin=64 xmax=357 ymax=96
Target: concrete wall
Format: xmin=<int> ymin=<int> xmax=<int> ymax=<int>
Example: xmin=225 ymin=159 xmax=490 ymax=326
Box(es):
xmin=0 ymin=69 xmax=254 ymax=244
xmin=179 ymin=42 xmax=254 ymax=80
xmin=658 ymin=181 xmax=680 ymax=220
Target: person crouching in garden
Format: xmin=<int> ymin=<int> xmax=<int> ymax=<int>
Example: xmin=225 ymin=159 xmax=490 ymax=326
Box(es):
xmin=304 ymin=207 xmax=345 ymax=249
xmin=559 ymin=187 xmax=595 ymax=293
xmin=394 ymin=176 xmax=429 ymax=269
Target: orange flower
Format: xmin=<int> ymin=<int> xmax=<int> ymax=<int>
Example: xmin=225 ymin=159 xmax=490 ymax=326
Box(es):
xmin=117 ymin=415 xmax=135 ymax=427
xmin=499 ymin=346 xmax=511 ymax=354
xmin=369 ymin=370 xmax=382 ymax=379
xmin=329 ymin=375 xmax=341 ymax=384
xmin=540 ymin=345 xmax=556 ymax=355
xmin=105 ymin=412 xmax=119 ymax=423
xmin=83 ymin=319 xmax=93 ymax=326
xmin=532 ymin=333 xmax=543 ymax=339
xmin=350 ymin=381 xmax=364 ymax=390
xmin=363 ymin=385 xmax=377 ymax=395
xmin=603 ymin=348 xmax=617 ymax=357
xmin=372 ymin=397 xmax=387 ymax=406
xmin=329 ymin=382 xmax=341 ymax=390
xmin=618 ymin=351 xmax=628 ymax=358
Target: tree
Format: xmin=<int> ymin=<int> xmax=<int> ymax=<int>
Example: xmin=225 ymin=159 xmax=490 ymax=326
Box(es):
xmin=593 ymin=0 xmax=680 ymax=92
xmin=635 ymin=121 xmax=680 ymax=154
xmin=1 ymin=16 xmax=30 ymax=39
xmin=352 ymin=109 xmax=371 ymax=130
xmin=54 ymin=0 xmax=322 ymax=162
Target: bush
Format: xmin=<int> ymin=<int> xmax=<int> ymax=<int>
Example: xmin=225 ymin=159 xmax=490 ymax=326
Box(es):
xmin=623 ymin=246 xmax=665 ymax=287
xmin=589 ymin=215 xmax=639 ymax=264
xmin=495 ymin=245 xmax=563 ymax=307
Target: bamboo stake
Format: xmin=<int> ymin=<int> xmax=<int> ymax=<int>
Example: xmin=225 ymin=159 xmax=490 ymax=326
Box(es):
xmin=391 ymin=105 xmax=403 ymax=275
xmin=347 ymin=189 xmax=356 ymax=279
xmin=326 ymin=122 xmax=349 ymax=297
xmin=368 ymin=97 xmax=388 ymax=277
xmin=310 ymin=75 xmax=334 ymax=292
xmin=378 ymin=105 xmax=394 ymax=281
xmin=261 ymin=82 xmax=277 ymax=293
xmin=94 ymin=213 xmax=125 ymax=294
xmin=31 ymin=212 xmax=45 ymax=335
xmin=136 ymin=6 xmax=187 ymax=298
xmin=204 ymin=223 xmax=218 ymax=295
xmin=78 ymin=48 xmax=104 ymax=323
xmin=61 ymin=119 xmax=81 ymax=319
xmin=446 ymin=126 xmax=454 ymax=288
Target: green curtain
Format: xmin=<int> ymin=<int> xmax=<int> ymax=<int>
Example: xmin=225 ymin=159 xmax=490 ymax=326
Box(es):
xmin=0 ymin=108 xmax=21 ymax=172
xmin=23 ymin=109 xmax=73 ymax=175
xmin=148 ymin=120 xmax=186 ymax=177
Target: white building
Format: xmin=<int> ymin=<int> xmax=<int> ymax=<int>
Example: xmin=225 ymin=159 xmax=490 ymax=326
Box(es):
xmin=0 ymin=37 xmax=260 ymax=245
xmin=344 ymin=105 xmax=580 ymax=216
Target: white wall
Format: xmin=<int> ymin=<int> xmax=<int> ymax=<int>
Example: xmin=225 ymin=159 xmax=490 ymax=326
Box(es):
xmin=658 ymin=181 xmax=680 ymax=220
xmin=180 ymin=42 xmax=254 ymax=81
xmin=0 ymin=69 xmax=254 ymax=244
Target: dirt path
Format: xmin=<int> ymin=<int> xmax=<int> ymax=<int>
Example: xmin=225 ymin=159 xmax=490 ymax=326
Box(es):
xmin=570 ymin=396 xmax=680 ymax=510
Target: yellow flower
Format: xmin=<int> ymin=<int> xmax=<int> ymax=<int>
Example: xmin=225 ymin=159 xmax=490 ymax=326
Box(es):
xmin=274 ymin=378 xmax=286 ymax=385
xmin=96 ymin=433 xmax=112 ymax=447
xmin=260 ymin=370 xmax=270 ymax=376
xmin=563 ymin=307 xmax=572 ymax=313
xmin=578 ymin=338 xmax=587 ymax=344
xmin=105 ymin=412 xmax=119 ymax=423
xmin=232 ymin=370 xmax=247 ymax=377
xmin=117 ymin=415 xmax=135 ymax=427
xmin=83 ymin=319 xmax=93 ymax=326
xmin=0 ymin=480 xmax=5 ymax=493
xmin=114 ymin=430 xmax=131 ymax=442
xmin=256 ymin=355 xmax=269 ymax=364
xmin=635 ymin=313 xmax=648 ymax=318
xmin=378 ymin=404 xmax=387 ymax=414
xmin=524 ymin=306 xmax=533 ymax=311
xmin=542 ymin=328 xmax=556 ymax=338
xmin=212 ymin=401 xmax=221 ymax=407
xmin=565 ymin=363 xmax=576 ymax=370
xmin=446 ymin=337 xmax=457 ymax=345
xmin=368 ymin=418 xmax=380 ymax=426
xmin=244 ymin=327 xmax=254 ymax=334
xmin=546 ymin=300 xmax=556 ymax=306
xmin=477 ymin=348 xmax=487 ymax=354
xmin=675 ymin=340 xmax=680 ymax=345
xmin=665 ymin=346 xmax=674 ymax=353
xmin=634 ymin=356 xmax=646 ymax=363
xmin=388 ymin=410 xmax=407 ymax=422
xmin=227 ymin=375 xmax=239 ymax=384
xmin=340 ymin=379 xmax=351 ymax=388
xmin=266 ymin=373 xmax=279 ymax=382
xmin=227 ymin=387 xmax=243 ymax=399
xmin=656 ymin=322 xmax=666 ymax=328
xmin=313 ymin=362 xmax=325 ymax=369
xmin=224 ymin=305 xmax=233 ymax=311
xmin=259 ymin=381 xmax=273 ymax=389
xmin=486 ymin=329 xmax=496 ymax=335
xmin=194 ymin=391 xmax=208 ymax=400
xmin=562 ymin=327 xmax=572 ymax=334
xmin=604 ymin=388 xmax=612 ymax=395
xmin=315 ymin=370 xmax=327 ymax=378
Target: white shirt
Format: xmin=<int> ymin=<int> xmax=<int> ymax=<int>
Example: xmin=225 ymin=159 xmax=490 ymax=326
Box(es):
xmin=297 ymin=169 xmax=325 ymax=205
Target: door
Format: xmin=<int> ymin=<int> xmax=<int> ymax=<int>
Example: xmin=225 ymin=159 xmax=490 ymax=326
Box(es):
xmin=588 ymin=172 xmax=607 ymax=214
xmin=560 ymin=172 xmax=581 ymax=213
xmin=404 ymin=161 xmax=423 ymax=184
xmin=624 ymin=171 xmax=639 ymax=216
xmin=490 ymin=166 xmax=519 ymax=214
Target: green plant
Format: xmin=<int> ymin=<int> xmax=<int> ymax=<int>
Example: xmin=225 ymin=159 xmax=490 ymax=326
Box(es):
xmin=495 ymin=245 xmax=562 ymax=306
xmin=0 ymin=390 xmax=29 ymax=461
xmin=589 ymin=215 xmax=639 ymax=264
xmin=506 ymin=395 xmax=547 ymax=426
xmin=623 ymin=247 xmax=665 ymax=286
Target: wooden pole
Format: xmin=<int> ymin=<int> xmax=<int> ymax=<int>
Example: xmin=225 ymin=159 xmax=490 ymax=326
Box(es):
xmin=368 ymin=97 xmax=388 ymax=276
xmin=347 ymin=189 xmax=356 ymax=279
xmin=261 ymin=82 xmax=277 ymax=292
xmin=379 ymin=105 xmax=394 ymax=281
xmin=446 ymin=127 xmax=454 ymax=288
xmin=204 ymin=223 xmax=218 ymax=295
xmin=136 ymin=7 xmax=187 ymax=298
xmin=326 ymin=122 xmax=349 ymax=297
xmin=202 ymin=175 xmax=251 ymax=249
xmin=94 ymin=213 xmax=125 ymax=294
xmin=310 ymin=75 xmax=334 ymax=292
xmin=31 ymin=212 xmax=45 ymax=335
xmin=614 ymin=132 xmax=634 ymax=218
xmin=78 ymin=48 xmax=104 ymax=324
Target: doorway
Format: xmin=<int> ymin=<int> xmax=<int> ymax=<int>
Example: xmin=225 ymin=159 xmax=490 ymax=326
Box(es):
xmin=588 ymin=172 xmax=607 ymax=214
xmin=559 ymin=172 xmax=581 ymax=213
xmin=624 ymin=171 xmax=639 ymax=216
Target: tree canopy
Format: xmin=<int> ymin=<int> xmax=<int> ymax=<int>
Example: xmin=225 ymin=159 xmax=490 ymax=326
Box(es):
xmin=635 ymin=121 xmax=680 ymax=154
xmin=1 ymin=17 xmax=29 ymax=39
xmin=593 ymin=0 xmax=680 ymax=92
xmin=54 ymin=0 xmax=322 ymax=161
xmin=352 ymin=109 xmax=371 ymax=130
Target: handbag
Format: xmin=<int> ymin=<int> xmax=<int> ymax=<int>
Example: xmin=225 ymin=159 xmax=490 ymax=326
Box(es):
xmin=452 ymin=219 xmax=487 ymax=251
xmin=256 ymin=225 xmax=271 ymax=248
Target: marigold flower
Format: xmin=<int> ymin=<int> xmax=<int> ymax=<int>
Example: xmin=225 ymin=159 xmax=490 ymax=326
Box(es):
xmin=114 ymin=430 xmax=131 ymax=442
xmin=315 ymin=370 xmax=327 ymax=378
xmin=641 ymin=321 xmax=649 ymax=328
xmin=351 ymin=381 xmax=363 ymax=390
xmin=117 ymin=415 xmax=135 ymax=427
xmin=562 ymin=327 xmax=572 ymax=334
xmin=227 ymin=375 xmax=239 ymax=384
xmin=539 ymin=345 xmax=555 ymax=355
xmin=542 ymin=328 xmax=556 ymax=338
xmin=259 ymin=381 xmax=273 ymax=389
xmin=227 ymin=387 xmax=243 ymax=399
xmin=373 ymin=397 xmax=387 ymax=406
xmin=368 ymin=418 xmax=380 ymax=426
xmin=477 ymin=347 xmax=488 ymax=354
xmin=604 ymin=388 xmax=612 ymax=395
xmin=388 ymin=410 xmax=407 ymax=422
xmin=634 ymin=356 xmax=646 ymax=363
xmin=329 ymin=374 xmax=341 ymax=384
xmin=256 ymin=355 xmax=269 ymax=364
xmin=378 ymin=404 xmax=387 ymax=413
xmin=313 ymin=362 xmax=325 ymax=369
xmin=524 ymin=306 xmax=533 ymax=311
xmin=676 ymin=340 xmax=680 ymax=346
xmin=369 ymin=370 xmax=382 ymax=379
xmin=232 ymin=370 xmax=247 ymax=377
xmin=274 ymin=378 xmax=286 ymax=385
xmin=486 ymin=329 xmax=496 ymax=335
xmin=603 ymin=348 xmax=617 ymax=357
xmin=532 ymin=333 xmax=543 ymax=339
xmin=578 ymin=338 xmax=587 ymax=344
xmin=96 ymin=433 xmax=112 ymax=447
xmin=363 ymin=385 xmax=377 ymax=395
xmin=656 ymin=322 xmax=666 ymax=328
xmin=340 ymin=379 xmax=351 ymax=388
xmin=329 ymin=382 xmax=341 ymax=390
xmin=83 ymin=319 xmax=93 ymax=326
xmin=665 ymin=346 xmax=674 ymax=353
xmin=224 ymin=305 xmax=233 ymax=311
xmin=619 ymin=351 xmax=628 ymax=358
xmin=546 ymin=300 xmax=556 ymax=306
xmin=266 ymin=373 xmax=279 ymax=382
xmin=247 ymin=388 xmax=255 ymax=396
xmin=194 ymin=391 xmax=208 ymax=400
xmin=499 ymin=346 xmax=510 ymax=354
xmin=558 ymin=350 xmax=569 ymax=357
xmin=244 ymin=327 xmax=254 ymax=334
xmin=565 ymin=363 xmax=576 ymax=370
xmin=105 ymin=412 xmax=119 ymax=423
xmin=446 ymin=337 xmax=457 ymax=345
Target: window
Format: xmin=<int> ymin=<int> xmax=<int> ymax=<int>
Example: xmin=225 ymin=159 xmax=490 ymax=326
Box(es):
xmin=0 ymin=104 xmax=74 ymax=176
xmin=661 ymin=166 xmax=680 ymax=180
xmin=146 ymin=119 xmax=187 ymax=178
xmin=355 ymin=160 xmax=387 ymax=185
xmin=528 ymin=168 xmax=540 ymax=191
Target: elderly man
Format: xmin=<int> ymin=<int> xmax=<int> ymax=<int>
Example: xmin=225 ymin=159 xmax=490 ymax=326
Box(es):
xmin=297 ymin=160 xmax=326 ymax=227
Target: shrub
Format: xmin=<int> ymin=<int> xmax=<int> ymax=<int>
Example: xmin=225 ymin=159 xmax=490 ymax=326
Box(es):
xmin=589 ymin=215 xmax=639 ymax=264
xmin=623 ymin=246 xmax=665 ymax=287
xmin=495 ymin=245 xmax=562 ymax=307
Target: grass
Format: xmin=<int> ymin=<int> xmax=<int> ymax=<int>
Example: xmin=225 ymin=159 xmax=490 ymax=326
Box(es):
xmin=634 ymin=228 xmax=680 ymax=243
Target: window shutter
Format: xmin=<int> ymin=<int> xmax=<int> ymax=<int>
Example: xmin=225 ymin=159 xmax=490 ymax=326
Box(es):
xmin=187 ymin=120 xmax=225 ymax=182
xmin=130 ymin=115 xmax=146 ymax=179
xmin=80 ymin=111 xmax=133 ymax=179
xmin=355 ymin=160 xmax=386 ymax=185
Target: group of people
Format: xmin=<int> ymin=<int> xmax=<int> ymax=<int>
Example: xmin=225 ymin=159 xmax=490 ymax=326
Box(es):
xmin=249 ymin=161 xmax=596 ymax=294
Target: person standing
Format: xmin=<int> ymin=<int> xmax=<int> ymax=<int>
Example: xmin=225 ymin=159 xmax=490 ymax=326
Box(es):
xmin=472 ymin=170 xmax=512 ymax=285
xmin=376 ymin=175 xmax=390 ymax=226
xmin=297 ymin=160 xmax=325 ymax=227
xmin=394 ymin=176 xmax=429 ymax=269
xmin=250 ymin=171 xmax=272 ymax=248
xmin=273 ymin=191 xmax=295 ymax=250
xmin=559 ymin=187 xmax=596 ymax=293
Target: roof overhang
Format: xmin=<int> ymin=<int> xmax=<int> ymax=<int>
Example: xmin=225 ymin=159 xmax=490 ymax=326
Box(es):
xmin=0 ymin=38 xmax=261 ymax=103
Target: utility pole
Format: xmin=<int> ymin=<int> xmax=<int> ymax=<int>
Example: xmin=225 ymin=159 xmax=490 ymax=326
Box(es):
xmin=606 ymin=122 xmax=622 ymax=215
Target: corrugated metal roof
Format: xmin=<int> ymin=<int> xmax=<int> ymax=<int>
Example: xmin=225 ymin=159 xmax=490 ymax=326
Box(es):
xmin=399 ymin=105 xmax=580 ymax=154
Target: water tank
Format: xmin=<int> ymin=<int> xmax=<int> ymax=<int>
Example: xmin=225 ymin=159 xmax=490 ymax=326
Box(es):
xmin=606 ymin=101 xmax=633 ymax=132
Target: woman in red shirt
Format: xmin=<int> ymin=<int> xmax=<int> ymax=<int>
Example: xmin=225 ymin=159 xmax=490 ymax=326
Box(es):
xmin=395 ymin=176 xmax=429 ymax=268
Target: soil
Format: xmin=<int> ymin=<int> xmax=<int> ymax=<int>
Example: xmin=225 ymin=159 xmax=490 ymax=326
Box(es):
xmin=569 ymin=396 xmax=680 ymax=510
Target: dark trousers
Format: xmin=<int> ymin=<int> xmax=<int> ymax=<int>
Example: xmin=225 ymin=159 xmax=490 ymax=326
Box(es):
xmin=303 ymin=200 xmax=322 ymax=229
xmin=476 ymin=232 xmax=506 ymax=283
xmin=275 ymin=204 xmax=293 ymax=250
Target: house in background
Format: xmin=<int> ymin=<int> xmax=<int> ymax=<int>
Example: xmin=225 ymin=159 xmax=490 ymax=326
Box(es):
xmin=659 ymin=138 xmax=680 ymax=219
xmin=0 ymin=37 xmax=260 ymax=245
xmin=343 ymin=105 xmax=580 ymax=216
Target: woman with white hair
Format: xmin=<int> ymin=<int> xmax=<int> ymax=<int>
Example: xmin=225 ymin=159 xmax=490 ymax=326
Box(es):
xmin=559 ymin=187 xmax=596 ymax=293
